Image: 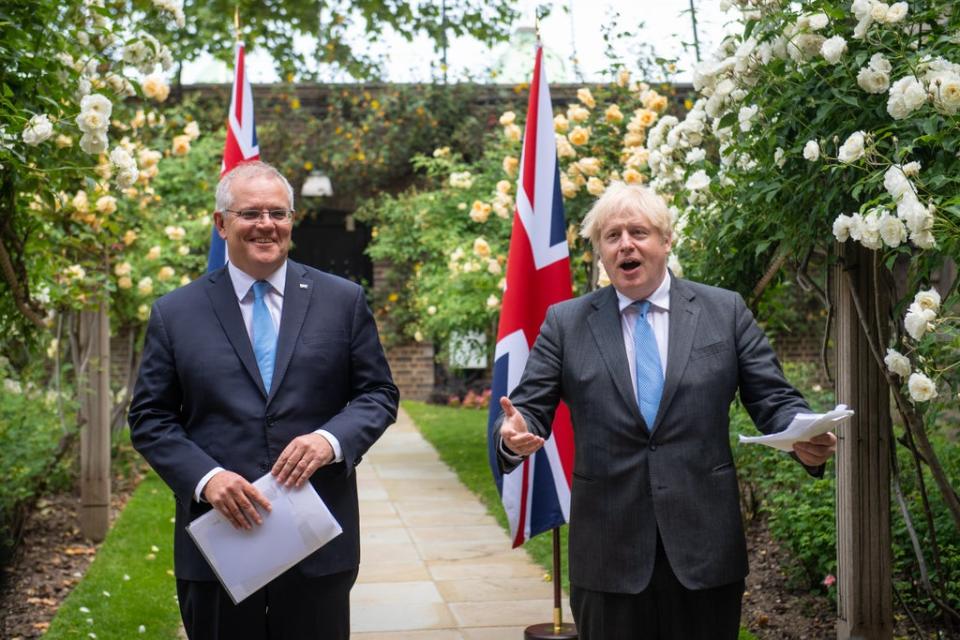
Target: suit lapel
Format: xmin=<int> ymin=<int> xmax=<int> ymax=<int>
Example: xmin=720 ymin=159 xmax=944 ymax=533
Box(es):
xmin=588 ymin=287 xmax=643 ymax=424
xmin=267 ymin=260 xmax=312 ymax=406
xmin=653 ymin=275 xmax=699 ymax=432
xmin=205 ymin=266 xmax=267 ymax=397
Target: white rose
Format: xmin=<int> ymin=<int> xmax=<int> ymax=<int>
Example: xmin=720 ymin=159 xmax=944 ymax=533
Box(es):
xmin=807 ymin=13 xmax=829 ymax=30
xmin=774 ymin=147 xmax=786 ymax=167
xmin=838 ymin=131 xmax=866 ymax=163
xmin=738 ymin=104 xmax=759 ymax=132
xmin=913 ymin=288 xmax=941 ymax=313
xmin=860 ymin=210 xmax=883 ymax=250
xmin=869 ymin=53 xmax=892 ymax=74
xmin=883 ymin=165 xmax=912 ymax=200
xmin=870 ymin=2 xmax=889 ymax=22
xmin=76 ymin=110 xmax=107 ymax=134
xmin=884 ymin=348 xmax=911 ymax=378
xmin=803 ymin=139 xmax=820 ymax=161
xmin=887 ymin=76 xmax=927 ymax=120
xmin=79 ymin=132 xmax=108 ymax=155
xmin=821 ymin=36 xmax=847 ymax=64
xmin=910 ymin=229 xmax=936 ymax=249
xmin=885 ymin=2 xmax=908 ymax=22
xmin=929 ymin=72 xmax=960 ymax=115
xmin=832 ymin=214 xmax=853 ymax=242
xmin=847 ymin=213 xmax=865 ymax=241
xmin=80 ymin=94 xmax=113 ymax=117
xmin=686 ymin=148 xmax=706 ymax=163
xmin=904 ymin=302 xmax=936 ymax=340
xmin=685 ymin=170 xmax=710 ymax=191
xmin=858 ymin=67 xmax=891 ymax=94
xmin=22 ymin=114 xmax=54 ymax=146
xmin=878 ymin=210 xmax=907 ymax=247
xmin=907 ymin=372 xmax=937 ymax=403
xmin=901 ymin=161 xmax=920 ymax=176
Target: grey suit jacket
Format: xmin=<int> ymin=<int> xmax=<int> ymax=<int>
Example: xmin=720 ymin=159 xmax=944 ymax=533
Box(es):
xmin=494 ymin=275 xmax=814 ymax=593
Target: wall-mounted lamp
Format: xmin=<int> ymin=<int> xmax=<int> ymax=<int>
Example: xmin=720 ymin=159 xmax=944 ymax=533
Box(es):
xmin=301 ymin=170 xmax=333 ymax=198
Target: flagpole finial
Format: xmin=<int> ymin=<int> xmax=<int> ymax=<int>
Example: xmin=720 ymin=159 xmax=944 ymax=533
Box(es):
xmin=534 ymin=12 xmax=542 ymax=45
xmin=233 ymin=6 xmax=241 ymax=42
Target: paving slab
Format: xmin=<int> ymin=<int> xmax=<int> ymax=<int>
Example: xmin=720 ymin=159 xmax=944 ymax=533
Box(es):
xmin=351 ymin=406 xmax=574 ymax=636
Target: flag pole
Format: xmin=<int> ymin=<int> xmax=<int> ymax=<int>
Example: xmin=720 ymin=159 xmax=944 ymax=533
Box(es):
xmin=233 ymin=6 xmax=241 ymax=41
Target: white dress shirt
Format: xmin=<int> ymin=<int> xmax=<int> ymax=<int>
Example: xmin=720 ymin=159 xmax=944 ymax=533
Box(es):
xmin=193 ymin=261 xmax=343 ymax=502
xmin=500 ymin=271 xmax=671 ymax=463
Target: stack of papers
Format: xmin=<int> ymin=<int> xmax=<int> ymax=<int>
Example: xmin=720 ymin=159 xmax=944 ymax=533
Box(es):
xmin=738 ymin=404 xmax=854 ymax=452
xmin=187 ymin=473 xmax=342 ymax=604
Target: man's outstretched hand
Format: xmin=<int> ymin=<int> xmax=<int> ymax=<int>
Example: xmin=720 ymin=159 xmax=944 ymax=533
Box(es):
xmin=500 ymin=397 xmax=545 ymax=457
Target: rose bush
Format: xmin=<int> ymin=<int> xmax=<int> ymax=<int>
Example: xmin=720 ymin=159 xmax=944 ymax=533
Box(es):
xmin=645 ymin=0 xmax=959 ymax=623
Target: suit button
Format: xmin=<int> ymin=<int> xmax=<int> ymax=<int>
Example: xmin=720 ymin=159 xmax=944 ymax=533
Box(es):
xmin=259 ymin=462 xmax=269 ymax=472
xmin=649 ymin=443 xmax=657 ymax=451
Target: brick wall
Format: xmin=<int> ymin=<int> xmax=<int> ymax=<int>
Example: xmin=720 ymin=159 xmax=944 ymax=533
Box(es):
xmin=385 ymin=342 xmax=435 ymax=402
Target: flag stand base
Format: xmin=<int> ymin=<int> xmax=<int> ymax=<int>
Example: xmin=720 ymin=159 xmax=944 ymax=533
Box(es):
xmin=524 ymin=622 xmax=578 ymax=639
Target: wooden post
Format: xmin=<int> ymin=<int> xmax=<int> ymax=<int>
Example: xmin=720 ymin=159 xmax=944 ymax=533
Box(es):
xmin=79 ymin=303 xmax=111 ymax=541
xmin=834 ymin=243 xmax=893 ymax=639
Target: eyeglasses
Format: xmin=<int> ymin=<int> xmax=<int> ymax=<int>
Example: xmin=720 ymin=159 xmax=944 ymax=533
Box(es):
xmin=224 ymin=208 xmax=295 ymax=223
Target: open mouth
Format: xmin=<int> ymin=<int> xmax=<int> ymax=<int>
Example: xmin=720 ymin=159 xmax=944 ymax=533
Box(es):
xmin=250 ymin=237 xmax=275 ymax=244
xmin=619 ymin=260 xmax=641 ymax=273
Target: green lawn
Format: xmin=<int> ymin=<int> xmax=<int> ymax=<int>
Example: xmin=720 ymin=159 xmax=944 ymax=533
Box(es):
xmin=403 ymin=400 xmax=758 ymax=640
xmin=44 ymin=472 xmax=181 ymax=639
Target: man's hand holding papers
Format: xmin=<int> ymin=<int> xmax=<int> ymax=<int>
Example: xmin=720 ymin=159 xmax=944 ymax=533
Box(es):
xmin=739 ymin=404 xmax=853 ymax=465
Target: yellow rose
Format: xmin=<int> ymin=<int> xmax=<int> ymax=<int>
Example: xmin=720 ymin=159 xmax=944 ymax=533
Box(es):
xmin=577 ymin=88 xmax=596 ymax=109
xmin=648 ymin=93 xmax=668 ymax=113
xmin=180 ymin=275 xmax=190 ymax=286
xmin=556 ymin=136 xmax=576 ymax=158
xmin=586 ymin=177 xmax=605 ymax=196
xmin=56 ymin=134 xmax=73 ymax=148
xmin=604 ymin=104 xmax=624 ymax=123
xmin=502 ymin=156 xmax=519 ymax=177
xmin=636 ymin=109 xmax=658 ymax=127
xmin=503 ymin=124 xmax=522 ymax=142
xmin=617 ymin=69 xmax=631 ymax=88
xmin=137 ymin=276 xmax=153 ymax=295
xmin=499 ymin=111 xmax=516 ymax=126
xmin=496 ymin=180 xmax=512 ymax=194
xmin=626 ymin=148 xmax=651 ymax=168
xmin=567 ymin=105 xmax=590 ymax=123
xmin=473 ymin=237 xmax=491 ymax=258
xmin=470 ymin=201 xmax=491 ymax=223
xmin=623 ymin=132 xmax=646 ymax=148
xmin=568 ymin=126 xmax=590 ymax=146
xmin=487 ymin=259 xmax=502 ymax=275
xmin=184 ymin=121 xmax=200 ymax=141
xmin=72 ymin=190 xmax=89 ymax=213
xmin=137 ymin=304 xmax=150 ymax=321
xmin=171 ymin=135 xmax=191 ymax=156
xmin=554 ymin=114 xmax=569 ymax=133
xmin=157 ymin=266 xmax=175 ymax=281
xmin=486 ymin=294 xmax=500 ymax=309
xmin=623 ymin=168 xmax=645 ymax=184
xmin=96 ymin=195 xmax=117 ymax=215
xmin=123 ymin=229 xmax=138 ymax=245
xmin=114 ymin=261 xmax=132 ymax=276
xmin=432 ymin=147 xmax=450 ymax=158
xmin=147 ymin=246 xmax=161 ymax=260
xmin=142 ymin=74 xmax=170 ymax=102
xmin=560 ymin=175 xmax=579 ymax=199
xmin=117 ymin=276 xmax=133 ymax=289
xmin=178 ymin=245 xmax=189 ymax=256
xmin=578 ymin=157 xmax=601 ymax=176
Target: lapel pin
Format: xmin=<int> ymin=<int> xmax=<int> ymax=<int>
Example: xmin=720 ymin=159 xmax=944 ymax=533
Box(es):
xmin=299 ymin=283 xmax=309 ymax=289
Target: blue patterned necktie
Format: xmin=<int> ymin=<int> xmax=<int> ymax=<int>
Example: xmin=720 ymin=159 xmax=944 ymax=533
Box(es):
xmin=252 ymin=280 xmax=277 ymax=392
xmin=633 ymin=300 xmax=664 ymax=431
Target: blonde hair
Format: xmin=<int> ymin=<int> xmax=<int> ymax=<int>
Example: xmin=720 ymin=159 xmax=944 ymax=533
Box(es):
xmin=580 ymin=183 xmax=673 ymax=250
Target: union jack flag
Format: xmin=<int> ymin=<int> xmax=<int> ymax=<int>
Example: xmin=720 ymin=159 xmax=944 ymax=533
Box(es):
xmin=207 ymin=41 xmax=260 ymax=272
xmin=487 ymin=44 xmax=575 ymax=548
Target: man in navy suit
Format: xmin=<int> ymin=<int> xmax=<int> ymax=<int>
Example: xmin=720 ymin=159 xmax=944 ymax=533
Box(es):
xmin=129 ymin=161 xmax=398 ymax=639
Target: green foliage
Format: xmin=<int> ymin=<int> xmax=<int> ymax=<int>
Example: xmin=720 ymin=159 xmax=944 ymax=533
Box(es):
xmin=158 ymin=0 xmax=519 ymax=82
xmin=44 ymin=472 xmax=180 ymax=640
xmin=0 ymin=361 xmax=76 ymax=568
xmin=356 ymin=77 xmax=680 ymax=355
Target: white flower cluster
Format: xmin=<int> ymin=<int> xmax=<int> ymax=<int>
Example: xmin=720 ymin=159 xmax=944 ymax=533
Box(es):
xmin=449 ymin=171 xmax=474 ymax=189
xmin=646 ymin=105 xmax=709 ymax=198
xmin=122 ymin=33 xmax=174 ymax=75
xmin=887 ymin=288 xmax=943 ymax=403
xmin=857 ymin=54 xmax=892 ymax=93
xmin=920 ymin=56 xmax=960 ymax=115
xmin=110 ymin=145 xmax=139 ymax=188
xmin=75 ymin=94 xmax=112 ymax=154
xmin=22 ymin=114 xmax=54 ymax=146
xmin=152 ymin=0 xmax=186 ymax=28
xmin=851 ymin=0 xmax=909 ymax=39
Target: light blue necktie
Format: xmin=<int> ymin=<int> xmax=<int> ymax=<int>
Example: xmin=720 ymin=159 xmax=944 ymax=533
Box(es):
xmin=252 ymin=280 xmax=277 ymax=392
xmin=633 ymin=300 xmax=664 ymax=431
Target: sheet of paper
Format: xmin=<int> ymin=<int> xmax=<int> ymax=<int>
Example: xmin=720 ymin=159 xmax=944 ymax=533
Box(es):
xmin=738 ymin=404 xmax=854 ymax=452
xmin=186 ymin=472 xmax=342 ymax=604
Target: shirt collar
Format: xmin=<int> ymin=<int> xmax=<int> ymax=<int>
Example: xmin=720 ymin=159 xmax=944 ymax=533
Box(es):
xmin=616 ymin=270 xmax=672 ymax=314
xmin=228 ymin=261 xmax=287 ymax=302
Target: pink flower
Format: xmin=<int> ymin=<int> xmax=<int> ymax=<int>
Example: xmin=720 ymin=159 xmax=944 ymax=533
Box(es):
xmin=822 ymin=574 xmax=836 ymax=588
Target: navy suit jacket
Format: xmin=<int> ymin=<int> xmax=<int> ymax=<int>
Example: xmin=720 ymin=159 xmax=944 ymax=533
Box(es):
xmin=129 ymin=260 xmax=399 ymax=581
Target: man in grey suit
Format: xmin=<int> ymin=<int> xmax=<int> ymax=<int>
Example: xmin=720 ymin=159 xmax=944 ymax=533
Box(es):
xmin=494 ymin=183 xmax=836 ymax=639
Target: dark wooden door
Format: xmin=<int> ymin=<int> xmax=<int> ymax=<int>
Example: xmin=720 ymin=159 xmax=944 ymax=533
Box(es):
xmin=289 ymin=208 xmax=373 ymax=286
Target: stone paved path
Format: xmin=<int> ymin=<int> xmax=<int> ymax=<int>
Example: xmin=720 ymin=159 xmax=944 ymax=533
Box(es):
xmin=351 ymin=406 xmax=573 ymax=638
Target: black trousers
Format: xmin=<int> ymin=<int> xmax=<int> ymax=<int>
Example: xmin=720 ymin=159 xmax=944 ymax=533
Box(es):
xmin=570 ymin=536 xmax=744 ymax=640
xmin=176 ymin=568 xmax=358 ymax=640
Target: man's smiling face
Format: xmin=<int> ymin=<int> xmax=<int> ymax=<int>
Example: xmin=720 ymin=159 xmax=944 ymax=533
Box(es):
xmin=214 ymin=174 xmax=292 ymax=280
xmin=597 ymin=207 xmax=672 ymax=300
